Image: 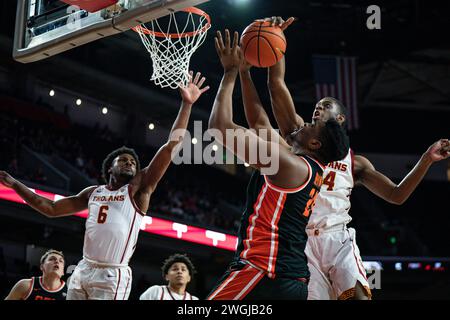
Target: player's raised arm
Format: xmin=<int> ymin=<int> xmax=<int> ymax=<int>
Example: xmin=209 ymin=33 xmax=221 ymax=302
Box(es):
xmin=209 ymin=29 xmax=309 ymax=187
xmin=354 ymin=139 xmax=450 ymax=205
xmin=137 ymin=72 xmax=210 ymax=195
xmin=239 ymin=61 xmax=272 ymax=130
xmin=0 ymin=171 xmax=92 ymax=218
xmin=239 ymin=60 xmax=290 ymax=148
xmin=208 ymin=29 xmax=273 ymax=168
xmin=265 ymin=17 xmax=304 ymax=139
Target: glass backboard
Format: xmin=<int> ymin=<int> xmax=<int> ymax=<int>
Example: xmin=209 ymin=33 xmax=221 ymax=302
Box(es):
xmin=13 ymin=0 xmax=209 ymax=63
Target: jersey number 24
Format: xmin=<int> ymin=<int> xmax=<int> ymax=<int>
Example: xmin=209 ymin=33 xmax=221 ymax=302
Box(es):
xmin=323 ymin=171 xmax=336 ymax=191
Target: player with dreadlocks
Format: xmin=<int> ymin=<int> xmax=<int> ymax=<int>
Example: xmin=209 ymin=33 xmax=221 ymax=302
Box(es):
xmin=0 ymin=71 xmax=210 ymax=300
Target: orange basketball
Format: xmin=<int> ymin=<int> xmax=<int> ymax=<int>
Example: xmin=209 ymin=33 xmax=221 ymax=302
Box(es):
xmin=240 ymin=21 xmax=286 ymax=68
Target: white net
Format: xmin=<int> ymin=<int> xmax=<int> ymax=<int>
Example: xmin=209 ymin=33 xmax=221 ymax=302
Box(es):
xmin=133 ymin=8 xmax=211 ymax=89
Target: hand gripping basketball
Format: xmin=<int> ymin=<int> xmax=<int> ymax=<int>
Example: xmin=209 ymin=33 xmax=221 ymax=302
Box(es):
xmin=240 ymin=17 xmax=295 ymax=68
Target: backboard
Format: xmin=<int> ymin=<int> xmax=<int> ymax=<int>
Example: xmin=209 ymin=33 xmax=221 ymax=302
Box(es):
xmin=13 ymin=0 xmax=209 ymax=63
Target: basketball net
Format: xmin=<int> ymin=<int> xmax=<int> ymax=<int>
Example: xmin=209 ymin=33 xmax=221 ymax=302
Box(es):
xmin=132 ymin=7 xmax=211 ymax=89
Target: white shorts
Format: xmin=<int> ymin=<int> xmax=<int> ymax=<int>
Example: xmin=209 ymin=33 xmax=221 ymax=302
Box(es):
xmin=305 ymin=226 xmax=372 ymax=300
xmin=67 ymin=259 xmax=132 ymax=300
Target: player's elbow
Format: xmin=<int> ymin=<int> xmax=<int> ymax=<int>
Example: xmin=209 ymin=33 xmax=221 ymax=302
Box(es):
xmin=36 ymin=201 xmax=57 ymax=218
xmin=43 ymin=209 xmax=59 ymax=218
xmin=208 ymin=117 xmax=226 ymax=134
xmin=208 ymin=117 xmax=218 ymax=130
xmin=387 ymin=190 xmax=407 ymax=205
xmin=389 ymin=197 xmax=407 ymax=205
xmin=253 ymin=119 xmax=271 ymax=131
xmin=163 ymin=140 xmax=181 ymax=154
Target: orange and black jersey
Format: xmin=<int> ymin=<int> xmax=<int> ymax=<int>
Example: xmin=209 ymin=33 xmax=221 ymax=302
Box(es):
xmin=25 ymin=277 xmax=67 ymax=300
xmin=235 ymin=155 xmax=324 ymax=279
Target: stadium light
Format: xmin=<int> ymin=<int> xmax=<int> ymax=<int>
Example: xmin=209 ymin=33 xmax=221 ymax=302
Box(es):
xmin=234 ymin=0 xmax=251 ymax=6
xmin=49 ymin=89 xmax=55 ymax=97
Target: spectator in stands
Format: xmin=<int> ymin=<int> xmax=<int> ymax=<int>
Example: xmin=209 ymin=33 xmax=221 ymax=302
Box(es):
xmin=140 ymin=253 xmax=198 ymax=300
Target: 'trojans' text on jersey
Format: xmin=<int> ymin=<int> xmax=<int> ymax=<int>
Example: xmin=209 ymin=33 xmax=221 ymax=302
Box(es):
xmin=92 ymin=195 xmax=125 ymax=202
xmin=327 ymin=162 xmax=347 ymax=172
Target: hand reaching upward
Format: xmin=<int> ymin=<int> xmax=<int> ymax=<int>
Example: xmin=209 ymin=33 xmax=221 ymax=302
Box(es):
xmin=214 ymin=29 xmax=242 ymax=72
xmin=179 ymin=71 xmax=210 ymax=105
xmin=257 ymin=16 xmax=296 ymax=31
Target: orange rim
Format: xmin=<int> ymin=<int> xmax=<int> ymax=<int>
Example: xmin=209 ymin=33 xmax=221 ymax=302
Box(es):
xmin=131 ymin=7 xmax=211 ymax=38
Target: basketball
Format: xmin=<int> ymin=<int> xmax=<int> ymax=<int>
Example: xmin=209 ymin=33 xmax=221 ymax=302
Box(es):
xmin=240 ymin=20 xmax=287 ymax=68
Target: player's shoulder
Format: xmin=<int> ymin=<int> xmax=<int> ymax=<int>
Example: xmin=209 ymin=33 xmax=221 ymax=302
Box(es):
xmin=79 ymin=185 xmax=102 ymax=198
xmin=139 ymin=285 xmax=163 ymax=300
xmin=17 ymin=278 xmax=33 ymax=287
xmin=149 ymin=285 xmax=163 ymax=291
xmin=11 ymin=278 xmax=33 ymax=298
xmin=300 ymin=155 xmax=326 ymax=173
xmin=353 ymin=154 xmax=374 ymax=170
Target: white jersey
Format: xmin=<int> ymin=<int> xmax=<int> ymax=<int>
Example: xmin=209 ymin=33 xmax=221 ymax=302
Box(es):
xmin=140 ymin=285 xmax=198 ymax=300
xmin=83 ymin=184 xmax=145 ymax=266
xmin=307 ymin=149 xmax=354 ymax=229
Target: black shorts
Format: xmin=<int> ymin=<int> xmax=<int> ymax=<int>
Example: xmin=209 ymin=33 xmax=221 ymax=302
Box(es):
xmin=207 ymin=262 xmax=308 ymax=300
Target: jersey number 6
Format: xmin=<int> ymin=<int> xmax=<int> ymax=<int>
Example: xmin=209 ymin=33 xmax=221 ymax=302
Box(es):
xmin=323 ymin=171 xmax=336 ymax=191
xmin=97 ymin=205 xmax=109 ymax=224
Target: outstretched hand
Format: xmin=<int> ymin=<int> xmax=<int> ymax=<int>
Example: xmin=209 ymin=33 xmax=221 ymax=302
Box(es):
xmin=215 ymin=29 xmax=242 ymax=72
xmin=257 ymin=16 xmax=296 ymax=31
xmin=179 ymin=71 xmax=210 ymax=105
xmin=425 ymin=139 xmax=450 ymax=162
xmin=0 ymin=171 xmax=16 ymax=188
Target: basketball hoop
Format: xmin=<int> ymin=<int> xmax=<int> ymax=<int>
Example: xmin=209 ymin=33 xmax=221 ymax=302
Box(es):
xmin=132 ymin=7 xmax=211 ymax=89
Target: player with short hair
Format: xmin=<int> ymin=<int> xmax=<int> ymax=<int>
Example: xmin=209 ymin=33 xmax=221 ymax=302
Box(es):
xmin=140 ymin=253 xmax=198 ymax=300
xmin=206 ymin=29 xmax=349 ymax=300
xmin=0 ymin=72 xmax=209 ymax=300
xmin=263 ymin=16 xmax=450 ymax=300
xmin=5 ymin=249 xmax=67 ymax=300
